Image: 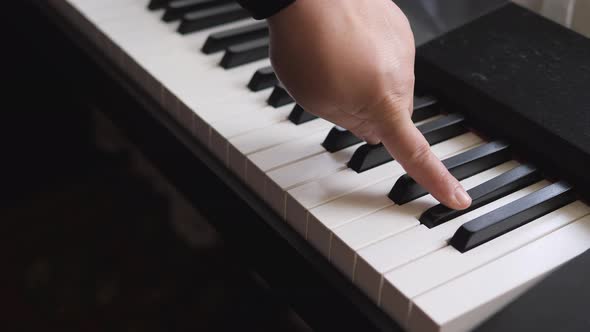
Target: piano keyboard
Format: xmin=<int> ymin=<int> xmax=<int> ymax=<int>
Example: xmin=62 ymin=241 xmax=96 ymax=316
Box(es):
xmin=51 ymin=0 xmax=590 ymax=331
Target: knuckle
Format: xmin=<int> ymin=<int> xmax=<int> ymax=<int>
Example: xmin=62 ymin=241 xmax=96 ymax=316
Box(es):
xmin=407 ymin=142 xmax=432 ymax=167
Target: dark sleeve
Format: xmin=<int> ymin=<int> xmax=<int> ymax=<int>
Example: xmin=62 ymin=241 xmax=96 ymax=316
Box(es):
xmin=235 ymin=0 xmax=296 ymax=20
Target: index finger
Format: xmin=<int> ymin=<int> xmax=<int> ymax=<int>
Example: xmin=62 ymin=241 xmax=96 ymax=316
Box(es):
xmin=376 ymin=98 xmax=472 ymax=210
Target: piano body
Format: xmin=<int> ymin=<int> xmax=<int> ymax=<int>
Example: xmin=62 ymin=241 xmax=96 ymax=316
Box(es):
xmin=22 ymin=0 xmax=590 ymax=331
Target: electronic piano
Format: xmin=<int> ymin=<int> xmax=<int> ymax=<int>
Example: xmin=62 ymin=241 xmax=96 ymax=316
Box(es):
xmin=33 ymin=0 xmax=590 ymax=331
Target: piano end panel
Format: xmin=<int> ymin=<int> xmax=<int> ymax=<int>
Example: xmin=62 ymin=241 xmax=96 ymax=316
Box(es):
xmin=329 ymin=234 xmax=356 ymax=280
xmin=380 ymin=280 xmax=412 ymax=330
xmin=285 ymin=193 xmax=309 ymax=237
xmin=266 ymin=180 xmax=287 ymax=219
xmin=354 ymin=256 xmax=383 ymax=305
xmin=245 ymin=159 xmax=267 ymax=198
xmin=306 ymin=214 xmax=332 ymax=259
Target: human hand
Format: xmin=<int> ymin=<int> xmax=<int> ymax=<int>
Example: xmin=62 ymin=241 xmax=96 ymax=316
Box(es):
xmin=267 ymin=0 xmax=471 ymax=209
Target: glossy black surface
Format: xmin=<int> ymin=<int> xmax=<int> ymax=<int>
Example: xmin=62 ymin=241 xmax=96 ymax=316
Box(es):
xmin=163 ymin=0 xmax=231 ymax=22
xmin=451 ymin=181 xmax=575 ymax=252
xmin=412 ymin=95 xmax=441 ymax=122
xmin=220 ymin=37 xmax=269 ymax=69
xmin=322 ymin=127 xmax=362 ymax=153
xmin=177 ymin=3 xmax=249 ymax=34
xmin=420 ymin=164 xmax=542 ymax=228
xmin=389 ymin=141 xmax=512 ymax=204
xmin=148 ymin=0 xmax=171 ymax=10
xmin=267 ymin=84 xmax=293 ymax=107
xmin=248 ymin=66 xmax=277 ymax=91
xmin=289 ymin=105 xmax=318 ymax=125
xmin=348 ymin=113 xmax=467 ymax=173
xmin=202 ymin=21 xmax=268 ymax=54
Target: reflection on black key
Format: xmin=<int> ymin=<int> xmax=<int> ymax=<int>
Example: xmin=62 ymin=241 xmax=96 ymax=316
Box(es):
xmin=450 ymin=181 xmax=575 ymax=253
xmin=389 ymin=141 xmax=512 ymax=204
xmin=149 ymin=0 xmax=171 ymax=10
xmin=420 ymin=164 xmax=542 ymax=228
xmin=247 ymin=66 xmax=277 ymax=91
xmin=202 ymin=22 xmax=268 ymax=54
xmin=348 ymin=114 xmax=467 ymax=173
xmin=289 ymin=105 xmax=317 ymax=125
xmin=220 ymin=37 xmax=269 ymax=69
xmin=412 ymin=95 xmax=441 ymax=122
xmin=268 ymin=84 xmax=293 ymax=107
xmin=177 ymin=3 xmax=249 ymax=34
xmin=163 ymin=0 xmax=231 ymax=22
xmin=322 ymin=127 xmax=362 ymax=152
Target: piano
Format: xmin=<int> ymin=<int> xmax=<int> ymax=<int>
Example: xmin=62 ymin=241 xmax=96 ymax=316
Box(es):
xmin=28 ymin=0 xmax=590 ymax=331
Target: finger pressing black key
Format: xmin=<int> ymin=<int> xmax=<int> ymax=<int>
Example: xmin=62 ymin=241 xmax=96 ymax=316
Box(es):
xmin=267 ymin=84 xmax=293 ymax=107
xmin=420 ymin=164 xmax=542 ymax=228
xmin=412 ymin=95 xmax=441 ymax=122
xmin=177 ymin=3 xmax=249 ymax=34
xmin=289 ymin=105 xmax=318 ymax=125
xmin=247 ymin=66 xmax=277 ymax=91
xmin=220 ymin=37 xmax=269 ymax=69
xmin=322 ymin=127 xmax=362 ymax=152
xmin=202 ymin=21 xmax=268 ymax=54
xmin=348 ymin=113 xmax=467 ymax=173
xmin=163 ymin=0 xmax=232 ymax=22
xmin=388 ymin=140 xmax=512 ymax=204
xmin=450 ymin=181 xmax=575 ymax=253
xmin=149 ymin=0 xmax=171 ymax=10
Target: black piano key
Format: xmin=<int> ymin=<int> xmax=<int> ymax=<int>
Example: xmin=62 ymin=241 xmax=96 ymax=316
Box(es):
xmin=388 ymin=140 xmax=512 ymax=204
xmin=322 ymin=127 xmax=362 ymax=153
xmin=289 ymin=105 xmax=318 ymax=125
xmin=148 ymin=0 xmax=171 ymax=10
xmin=412 ymin=95 xmax=441 ymax=122
xmin=247 ymin=66 xmax=277 ymax=91
xmin=177 ymin=3 xmax=249 ymax=34
xmin=348 ymin=114 xmax=467 ymax=173
xmin=219 ymin=37 xmax=269 ymax=69
xmin=267 ymin=84 xmax=294 ymax=107
xmin=163 ymin=0 xmax=232 ymax=22
xmin=420 ymin=164 xmax=542 ymax=228
xmin=202 ymin=21 xmax=268 ymax=54
xmin=321 ymin=96 xmax=442 ymax=154
xmin=450 ymin=181 xmax=575 ymax=253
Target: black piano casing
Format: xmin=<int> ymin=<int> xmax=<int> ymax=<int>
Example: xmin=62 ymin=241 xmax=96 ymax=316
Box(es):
xmin=416 ymin=3 xmax=590 ymax=199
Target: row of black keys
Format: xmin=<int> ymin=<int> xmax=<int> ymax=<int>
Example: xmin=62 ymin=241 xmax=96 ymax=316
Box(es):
xmin=147 ymin=0 xmax=578 ymax=253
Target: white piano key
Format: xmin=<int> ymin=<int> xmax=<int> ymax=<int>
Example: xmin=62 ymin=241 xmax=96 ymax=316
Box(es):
xmin=354 ymin=181 xmax=548 ymax=304
xmin=224 ymin=114 xmax=330 ymax=177
xmin=330 ymin=161 xmax=519 ymax=280
xmin=381 ymin=200 xmax=590 ymax=327
xmin=408 ymin=213 xmax=590 ymax=332
xmin=285 ymin=133 xmax=483 ymax=236
xmin=265 ymin=143 xmax=363 ymax=216
xmin=246 ymin=128 xmax=332 ymax=196
xmin=307 ymin=178 xmax=395 ymax=257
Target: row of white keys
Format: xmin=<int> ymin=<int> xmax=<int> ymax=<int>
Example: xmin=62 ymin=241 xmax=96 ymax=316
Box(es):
xmin=209 ymin=102 xmax=288 ymax=162
xmin=226 ymin=116 xmax=333 ymax=178
xmin=255 ymin=114 xmax=445 ymax=217
xmin=70 ymin=0 xmax=281 ymax=146
xmin=246 ymin=128 xmax=333 ymax=196
xmin=408 ymin=212 xmax=590 ymax=332
xmin=285 ymin=133 xmax=483 ymax=235
xmin=329 ymin=161 xmax=519 ymax=280
xmin=353 ymin=180 xmax=550 ymax=304
xmin=381 ymin=200 xmax=590 ymax=328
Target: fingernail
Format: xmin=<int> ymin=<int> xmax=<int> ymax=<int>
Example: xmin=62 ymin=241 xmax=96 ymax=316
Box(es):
xmin=454 ymin=186 xmax=472 ymax=209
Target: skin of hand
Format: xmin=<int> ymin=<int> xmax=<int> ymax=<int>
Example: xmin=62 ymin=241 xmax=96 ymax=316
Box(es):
xmin=267 ymin=0 xmax=471 ymax=210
